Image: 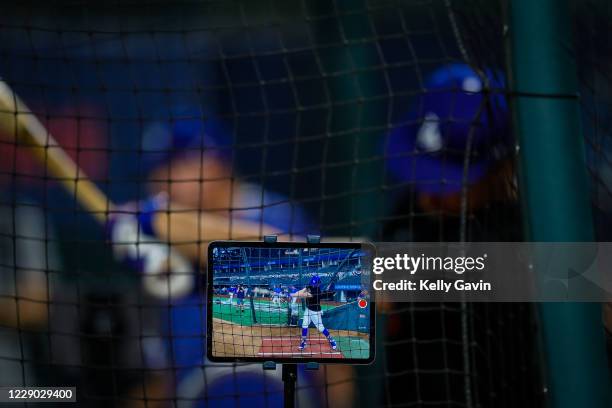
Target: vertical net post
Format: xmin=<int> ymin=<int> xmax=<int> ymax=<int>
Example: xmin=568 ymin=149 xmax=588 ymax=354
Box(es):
xmin=317 ymin=1 xmax=387 ymax=405
xmin=509 ymin=0 xmax=611 ymax=406
xmin=282 ymin=363 xmax=297 ymax=408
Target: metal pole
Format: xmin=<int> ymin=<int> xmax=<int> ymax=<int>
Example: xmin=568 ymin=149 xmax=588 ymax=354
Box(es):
xmin=509 ymin=0 xmax=611 ymax=406
xmin=282 ymin=363 xmax=297 ymax=408
xmin=317 ymin=1 xmax=386 ymax=405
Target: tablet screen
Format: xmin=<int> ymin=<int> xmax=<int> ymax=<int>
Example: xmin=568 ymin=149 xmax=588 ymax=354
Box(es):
xmin=207 ymin=241 xmax=374 ymax=364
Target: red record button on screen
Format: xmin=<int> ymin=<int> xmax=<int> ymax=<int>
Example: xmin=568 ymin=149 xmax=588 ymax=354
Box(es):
xmin=358 ymin=299 xmax=368 ymax=309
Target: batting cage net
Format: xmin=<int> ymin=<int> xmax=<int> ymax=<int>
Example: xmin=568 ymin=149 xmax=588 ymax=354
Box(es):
xmin=0 ymin=0 xmax=609 ymax=407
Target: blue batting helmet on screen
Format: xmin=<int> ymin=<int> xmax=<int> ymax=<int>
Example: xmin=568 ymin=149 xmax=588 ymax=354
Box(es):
xmin=385 ymin=63 xmax=510 ymax=196
xmin=309 ymin=275 xmax=321 ymax=286
xmin=139 ymin=105 xmax=232 ymax=175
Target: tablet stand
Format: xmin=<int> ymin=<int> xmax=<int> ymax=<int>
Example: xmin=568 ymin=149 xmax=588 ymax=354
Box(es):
xmin=261 ymin=234 xmax=321 ymax=408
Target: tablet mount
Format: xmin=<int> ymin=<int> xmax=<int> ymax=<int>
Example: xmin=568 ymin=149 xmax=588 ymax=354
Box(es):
xmin=262 ymin=234 xmax=321 ymax=408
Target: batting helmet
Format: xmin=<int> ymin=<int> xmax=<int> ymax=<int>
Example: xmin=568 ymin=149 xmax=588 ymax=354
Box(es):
xmin=385 ymin=63 xmax=510 ymax=196
xmin=139 ymin=104 xmax=232 ymax=176
xmin=309 ymin=275 xmax=321 ymax=286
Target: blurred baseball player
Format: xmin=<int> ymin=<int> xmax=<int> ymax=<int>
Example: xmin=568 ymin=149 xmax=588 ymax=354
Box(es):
xmin=384 ymin=63 xmax=516 ymax=229
xmin=106 ymin=108 xmax=315 ymax=300
xmin=291 ymin=275 xmax=337 ymax=351
xmin=381 ymin=63 xmax=539 ymax=406
xmin=106 ymin=105 xmax=319 ymax=407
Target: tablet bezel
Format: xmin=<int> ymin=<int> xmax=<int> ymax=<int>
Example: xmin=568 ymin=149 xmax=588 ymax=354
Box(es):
xmin=206 ymin=240 xmax=376 ymax=365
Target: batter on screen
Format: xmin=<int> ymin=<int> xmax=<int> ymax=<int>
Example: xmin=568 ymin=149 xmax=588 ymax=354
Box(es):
xmin=291 ymin=275 xmax=337 ymax=351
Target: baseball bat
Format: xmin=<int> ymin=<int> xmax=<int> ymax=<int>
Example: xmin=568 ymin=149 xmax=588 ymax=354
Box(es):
xmin=0 ymin=79 xmax=112 ymax=223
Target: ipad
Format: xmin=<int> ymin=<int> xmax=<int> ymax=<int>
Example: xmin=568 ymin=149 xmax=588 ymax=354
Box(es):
xmin=207 ymin=241 xmax=375 ymax=364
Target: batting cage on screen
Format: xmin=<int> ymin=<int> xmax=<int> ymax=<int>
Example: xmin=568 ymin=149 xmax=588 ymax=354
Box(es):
xmin=207 ymin=242 xmax=374 ymax=363
xmin=1 ymin=0 xmax=612 ymax=407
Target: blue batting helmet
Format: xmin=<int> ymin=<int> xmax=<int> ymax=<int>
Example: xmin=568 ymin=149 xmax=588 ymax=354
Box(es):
xmin=139 ymin=105 xmax=232 ymax=175
xmin=309 ymin=275 xmax=321 ymax=286
xmin=385 ymin=63 xmax=510 ymax=196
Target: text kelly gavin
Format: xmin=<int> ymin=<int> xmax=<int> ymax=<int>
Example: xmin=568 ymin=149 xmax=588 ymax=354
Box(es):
xmin=372 ymin=279 xmax=492 ymax=292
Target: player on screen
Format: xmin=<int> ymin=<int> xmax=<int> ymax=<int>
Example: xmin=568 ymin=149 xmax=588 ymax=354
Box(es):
xmin=235 ymin=285 xmax=246 ymax=313
xmin=271 ymin=285 xmax=282 ymax=306
xmin=227 ymin=285 xmax=235 ymax=306
xmin=291 ymin=275 xmax=337 ymax=351
xmin=288 ymin=285 xmax=299 ymax=326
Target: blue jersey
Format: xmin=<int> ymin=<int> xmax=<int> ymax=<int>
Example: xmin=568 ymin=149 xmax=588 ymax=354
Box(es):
xmin=160 ymin=296 xmax=285 ymax=407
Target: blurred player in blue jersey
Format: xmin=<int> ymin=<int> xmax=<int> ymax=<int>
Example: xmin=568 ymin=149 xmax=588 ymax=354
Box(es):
xmin=382 ymin=64 xmax=541 ymax=406
xmin=107 ymin=106 xmax=323 ymax=407
xmin=291 ymin=275 xmax=337 ymax=351
xmin=384 ymin=63 xmax=516 ymax=235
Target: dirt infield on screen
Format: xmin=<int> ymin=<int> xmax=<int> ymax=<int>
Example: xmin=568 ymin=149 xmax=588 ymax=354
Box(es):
xmin=212 ymin=296 xmax=370 ymax=359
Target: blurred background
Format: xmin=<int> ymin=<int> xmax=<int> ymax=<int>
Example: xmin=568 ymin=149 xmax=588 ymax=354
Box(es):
xmin=1 ymin=0 xmax=612 ymax=407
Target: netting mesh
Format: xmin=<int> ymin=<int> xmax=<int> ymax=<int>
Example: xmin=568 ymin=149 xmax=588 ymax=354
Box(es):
xmin=1 ymin=0 xmax=606 ymax=406
xmin=576 ymin=2 xmax=612 ymax=392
